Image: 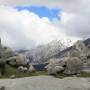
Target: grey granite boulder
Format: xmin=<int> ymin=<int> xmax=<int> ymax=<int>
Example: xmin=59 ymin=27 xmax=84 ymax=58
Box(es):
xmin=64 ymin=57 xmax=83 ymax=75
xmin=46 ymin=58 xmax=66 ymax=75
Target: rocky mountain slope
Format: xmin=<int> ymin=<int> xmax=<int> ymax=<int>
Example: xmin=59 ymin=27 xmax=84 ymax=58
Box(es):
xmin=0 ymin=76 xmax=90 ymax=90
xmin=45 ymin=38 xmax=90 ymax=75
xmin=49 ymin=38 xmax=90 ymax=59
xmin=24 ymin=40 xmax=68 ymax=64
xmin=24 ymin=38 xmax=90 ymax=64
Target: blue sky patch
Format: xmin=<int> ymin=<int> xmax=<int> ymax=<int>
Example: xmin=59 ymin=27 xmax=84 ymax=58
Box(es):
xmin=15 ymin=6 xmax=61 ymax=21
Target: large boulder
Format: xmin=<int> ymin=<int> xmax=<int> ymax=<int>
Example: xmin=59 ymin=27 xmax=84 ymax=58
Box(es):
xmin=15 ymin=54 xmax=27 ymax=65
xmin=74 ymin=40 xmax=87 ymax=54
xmin=46 ymin=58 xmax=66 ymax=75
xmin=54 ymin=66 xmax=64 ymax=73
xmin=46 ymin=56 xmax=84 ymax=75
xmin=17 ymin=66 xmax=28 ymax=72
xmin=7 ymin=54 xmax=28 ymax=66
xmin=63 ymin=57 xmax=83 ymax=75
xmin=48 ymin=58 xmax=67 ymax=67
xmin=1 ymin=46 xmax=18 ymax=59
xmin=47 ymin=67 xmax=56 ymax=75
xmin=28 ymin=64 xmax=36 ymax=72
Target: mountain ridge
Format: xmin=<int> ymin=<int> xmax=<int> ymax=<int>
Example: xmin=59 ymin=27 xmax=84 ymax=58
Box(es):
xmin=23 ymin=38 xmax=90 ymax=64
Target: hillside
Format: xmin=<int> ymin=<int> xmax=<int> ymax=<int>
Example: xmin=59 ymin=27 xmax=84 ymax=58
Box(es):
xmin=24 ymin=40 xmax=67 ymax=64
xmin=23 ymin=38 xmax=90 ymax=64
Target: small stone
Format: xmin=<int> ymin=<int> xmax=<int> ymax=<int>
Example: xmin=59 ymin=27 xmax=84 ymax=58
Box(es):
xmin=10 ymin=75 xmax=16 ymax=79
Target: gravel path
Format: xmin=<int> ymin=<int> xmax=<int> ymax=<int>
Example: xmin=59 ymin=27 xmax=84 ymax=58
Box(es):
xmin=0 ymin=76 xmax=90 ymax=90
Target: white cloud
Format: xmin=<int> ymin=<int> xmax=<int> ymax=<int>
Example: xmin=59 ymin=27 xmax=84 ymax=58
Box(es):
xmin=52 ymin=11 xmax=90 ymax=38
xmin=33 ymin=0 xmax=90 ymax=15
xmin=0 ymin=6 xmax=79 ymax=49
xmin=0 ymin=1 xmax=90 ymax=39
xmin=40 ymin=0 xmax=90 ymax=39
xmin=0 ymin=0 xmax=28 ymax=6
xmin=30 ymin=0 xmax=90 ymax=39
xmin=0 ymin=0 xmax=90 ymax=17
xmin=0 ymin=0 xmax=89 ymax=14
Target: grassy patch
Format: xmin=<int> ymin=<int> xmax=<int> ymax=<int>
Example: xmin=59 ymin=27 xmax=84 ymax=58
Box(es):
xmin=55 ymin=73 xmax=71 ymax=79
xmin=55 ymin=72 xmax=90 ymax=79
xmin=0 ymin=65 xmax=90 ymax=79
xmin=77 ymin=72 xmax=90 ymax=77
xmin=0 ymin=65 xmax=48 ymax=79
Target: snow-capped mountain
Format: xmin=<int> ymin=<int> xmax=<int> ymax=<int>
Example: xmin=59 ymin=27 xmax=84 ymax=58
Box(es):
xmin=24 ymin=39 xmax=72 ymax=64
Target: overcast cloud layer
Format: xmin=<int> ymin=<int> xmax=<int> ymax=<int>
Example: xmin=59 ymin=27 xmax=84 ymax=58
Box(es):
xmin=0 ymin=6 xmax=80 ymax=49
xmin=0 ymin=0 xmax=90 ymax=14
xmin=0 ymin=0 xmax=90 ymax=49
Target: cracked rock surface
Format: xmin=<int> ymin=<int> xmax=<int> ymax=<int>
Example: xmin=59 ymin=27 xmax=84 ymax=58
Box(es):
xmin=0 ymin=76 xmax=90 ymax=90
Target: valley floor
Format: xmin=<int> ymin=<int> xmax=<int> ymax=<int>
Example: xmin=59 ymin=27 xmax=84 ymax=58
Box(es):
xmin=0 ymin=76 xmax=90 ymax=90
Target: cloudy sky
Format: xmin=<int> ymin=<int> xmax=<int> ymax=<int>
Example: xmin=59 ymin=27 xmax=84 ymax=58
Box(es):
xmin=0 ymin=0 xmax=90 ymax=49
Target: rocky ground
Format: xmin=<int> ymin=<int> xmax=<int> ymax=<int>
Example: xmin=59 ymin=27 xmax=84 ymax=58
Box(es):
xmin=0 ymin=76 xmax=90 ymax=90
